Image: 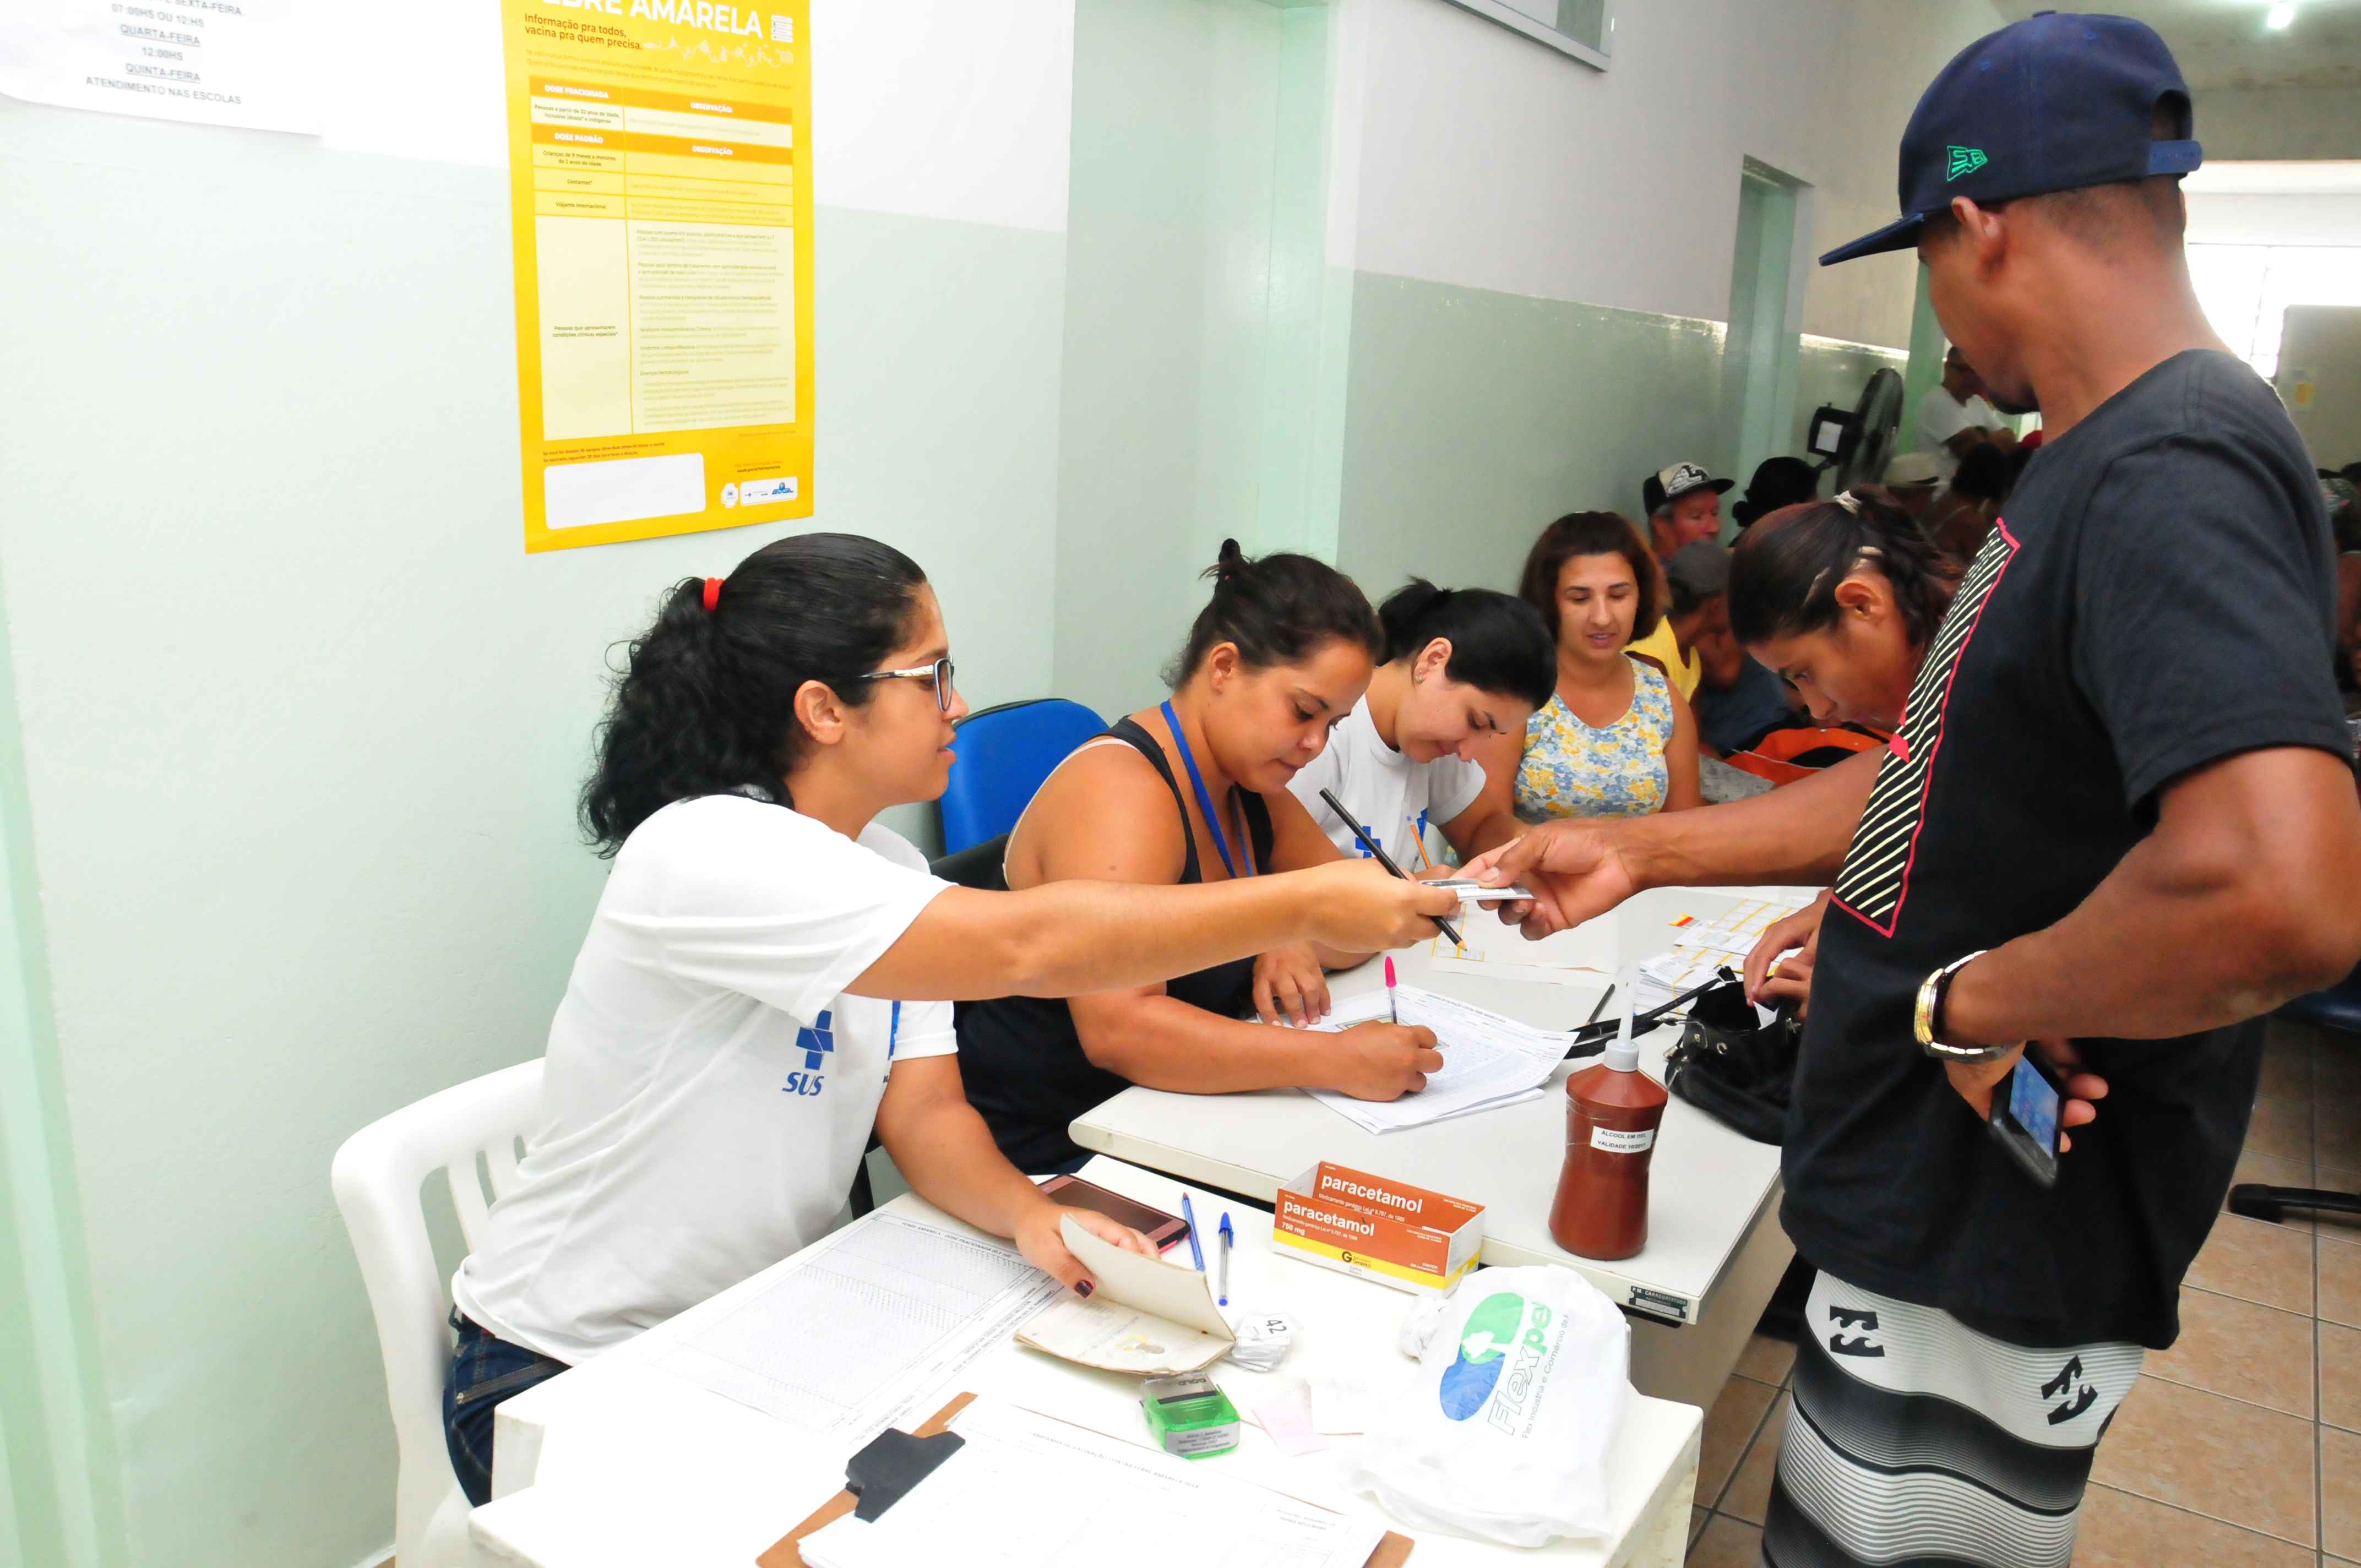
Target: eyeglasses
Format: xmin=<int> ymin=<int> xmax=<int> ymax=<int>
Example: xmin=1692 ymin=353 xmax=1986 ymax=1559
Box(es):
xmin=859 ymin=656 xmax=957 ymax=712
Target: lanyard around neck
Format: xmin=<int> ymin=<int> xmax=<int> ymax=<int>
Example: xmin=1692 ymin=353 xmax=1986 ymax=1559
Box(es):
xmin=1160 ymin=699 xmax=1254 ymax=880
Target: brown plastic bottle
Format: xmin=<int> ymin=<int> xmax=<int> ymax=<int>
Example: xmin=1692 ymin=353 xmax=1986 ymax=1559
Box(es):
xmin=1548 ymin=1015 xmax=1668 ymax=1261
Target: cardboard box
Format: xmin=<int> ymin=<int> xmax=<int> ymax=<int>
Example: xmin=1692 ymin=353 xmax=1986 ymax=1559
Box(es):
xmin=1272 ymin=1162 xmax=1484 ymax=1293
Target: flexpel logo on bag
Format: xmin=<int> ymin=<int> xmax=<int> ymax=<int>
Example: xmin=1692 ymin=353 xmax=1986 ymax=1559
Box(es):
xmin=1438 ymin=1291 xmax=1558 ymax=1428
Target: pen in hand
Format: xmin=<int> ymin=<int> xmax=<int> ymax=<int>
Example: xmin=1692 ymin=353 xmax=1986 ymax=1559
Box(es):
xmin=1316 ymin=788 xmax=1463 ymax=947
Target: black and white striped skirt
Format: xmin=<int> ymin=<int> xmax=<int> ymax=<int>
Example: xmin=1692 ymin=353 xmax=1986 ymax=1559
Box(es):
xmin=1763 ymin=1270 xmax=2145 ymax=1568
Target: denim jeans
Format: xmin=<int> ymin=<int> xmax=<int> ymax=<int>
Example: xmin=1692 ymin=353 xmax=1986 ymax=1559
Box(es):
xmin=443 ymin=1309 xmax=569 ymax=1506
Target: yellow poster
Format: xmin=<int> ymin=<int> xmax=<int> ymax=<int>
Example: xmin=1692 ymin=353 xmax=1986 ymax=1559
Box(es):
xmin=501 ymin=0 xmax=813 ymax=552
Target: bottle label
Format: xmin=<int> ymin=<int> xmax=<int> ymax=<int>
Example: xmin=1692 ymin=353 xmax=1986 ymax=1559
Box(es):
xmin=1588 ymin=1125 xmax=1656 ymax=1155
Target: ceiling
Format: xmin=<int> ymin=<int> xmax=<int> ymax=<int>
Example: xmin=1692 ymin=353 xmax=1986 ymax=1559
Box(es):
xmin=1994 ymin=1 xmax=2361 ymax=91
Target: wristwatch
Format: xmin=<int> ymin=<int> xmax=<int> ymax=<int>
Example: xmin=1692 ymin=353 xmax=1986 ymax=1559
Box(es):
xmin=1914 ymin=951 xmax=2014 ymax=1063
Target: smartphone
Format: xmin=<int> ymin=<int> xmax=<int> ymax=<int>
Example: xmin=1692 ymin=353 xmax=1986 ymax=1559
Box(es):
xmin=1987 ymin=1052 xmax=2064 ymax=1189
xmin=1424 ymin=877 xmax=1537 ymax=903
xmin=1038 ymin=1175 xmax=1193 ymax=1253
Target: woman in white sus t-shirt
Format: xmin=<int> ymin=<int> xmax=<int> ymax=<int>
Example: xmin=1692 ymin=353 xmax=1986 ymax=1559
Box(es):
xmin=441 ymin=532 xmax=1455 ymax=1504
xmin=1287 ymin=579 xmax=1556 ymax=876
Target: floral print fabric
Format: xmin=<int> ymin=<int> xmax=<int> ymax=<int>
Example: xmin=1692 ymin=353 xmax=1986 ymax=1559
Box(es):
xmin=1512 ymin=656 xmax=1674 ymax=821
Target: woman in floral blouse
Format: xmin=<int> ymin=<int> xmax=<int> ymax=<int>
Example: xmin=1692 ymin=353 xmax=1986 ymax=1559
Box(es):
xmin=1472 ymin=511 xmax=1701 ymax=823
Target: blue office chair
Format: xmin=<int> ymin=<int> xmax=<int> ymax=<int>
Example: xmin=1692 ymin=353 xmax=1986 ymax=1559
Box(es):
xmin=2228 ymin=963 xmax=2361 ymax=1226
xmin=937 ymin=699 xmax=1105 ymax=856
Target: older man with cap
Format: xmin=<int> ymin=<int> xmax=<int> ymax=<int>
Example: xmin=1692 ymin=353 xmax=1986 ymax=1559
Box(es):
xmin=1640 ymin=461 xmax=1731 ymax=560
xmin=1469 ymin=14 xmax=2361 ymax=1566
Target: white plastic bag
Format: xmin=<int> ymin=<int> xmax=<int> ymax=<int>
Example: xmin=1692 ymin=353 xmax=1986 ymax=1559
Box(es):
xmin=1344 ymin=1265 xmax=1629 ymax=1546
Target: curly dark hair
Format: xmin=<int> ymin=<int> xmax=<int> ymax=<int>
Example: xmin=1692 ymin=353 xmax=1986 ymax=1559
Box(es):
xmin=580 ymin=533 xmax=928 ymax=855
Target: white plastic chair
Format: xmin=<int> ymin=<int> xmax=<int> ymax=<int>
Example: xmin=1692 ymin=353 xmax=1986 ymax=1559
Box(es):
xmin=332 ymin=1059 xmax=545 ymax=1568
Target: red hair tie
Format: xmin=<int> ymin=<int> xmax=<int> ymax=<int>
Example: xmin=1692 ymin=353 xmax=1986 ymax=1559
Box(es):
xmin=701 ymin=576 xmax=724 ymax=612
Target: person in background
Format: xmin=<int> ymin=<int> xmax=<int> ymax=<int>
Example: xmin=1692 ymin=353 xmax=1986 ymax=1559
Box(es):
xmin=1926 ymin=440 xmax=2011 ymax=561
xmin=1287 ymin=579 xmax=1554 ymax=870
xmin=1691 ymin=611 xmax=1803 ymax=760
xmin=2329 ymin=475 xmax=2360 ymax=703
xmin=1731 ymin=455 xmax=1821 ymax=531
xmin=1632 ymin=466 xmax=1731 ymax=685
xmin=1469 ymin=511 xmax=1701 ymax=824
xmin=1473 ymin=18 xmax=2361 ymax=1565
xmin=954 ymin=542 xmax=1450 ymax=1175
xmin=1880 ymin=450 xmax=1941 ymax=522
xmin=1640 ymin=460 xmax=1731 ymax=559
xmin=1918 ymin=342 xmax=2019 ymax=482
xmin=442 ymin=534 xmax=1455 ymax=1504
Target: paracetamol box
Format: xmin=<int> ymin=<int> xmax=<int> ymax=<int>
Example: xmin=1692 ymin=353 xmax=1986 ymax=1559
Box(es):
xmin=1272 ymin=1162 xmax=1484 ymax=1293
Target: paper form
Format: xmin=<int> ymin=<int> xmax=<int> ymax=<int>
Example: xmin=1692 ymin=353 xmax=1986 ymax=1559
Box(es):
xmin=1299 ymin=985 xmax=1570 ymax=1134
xmin=647 ymin=1212 xmax=1058 ymax=1442
xmin=1015 ymin=1217 xmax=1234 ymax=1376
xmin=797 ymin=1400 xmax=1385 ymax=1568
xmin=1427 ymin=905 xmax=1619 ymax=983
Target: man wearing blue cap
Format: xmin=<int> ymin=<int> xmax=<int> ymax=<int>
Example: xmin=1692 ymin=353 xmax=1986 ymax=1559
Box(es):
xmin=1471 ymin=14 xmax=2361 ymax=1566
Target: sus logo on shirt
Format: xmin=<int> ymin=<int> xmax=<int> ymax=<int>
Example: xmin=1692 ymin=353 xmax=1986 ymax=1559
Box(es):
xmin=785 ymin=1010 xmax=833 ymax=1098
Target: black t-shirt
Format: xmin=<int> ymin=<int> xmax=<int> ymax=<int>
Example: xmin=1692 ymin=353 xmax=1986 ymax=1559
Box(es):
xmin=1785 ymin=350 xmax=2352 ymax=1351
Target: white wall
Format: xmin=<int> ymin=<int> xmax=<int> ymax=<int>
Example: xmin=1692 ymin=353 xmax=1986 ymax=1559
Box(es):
xmin=0 ymin=4 xmax=1077 ymax=1566
xmin=1335 ymin=0 xmax=2005 ymax=351
xmin=2188 ymin=191 xmax=2361 ymax=248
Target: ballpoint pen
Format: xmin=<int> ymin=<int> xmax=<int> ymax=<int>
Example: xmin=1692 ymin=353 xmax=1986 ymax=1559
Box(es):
xmin=1317 ymin=787 xmax=1462 ymax=947
xmin=1217 ymin=1213 xmax=1233 ymax=1306
xmin=1180 ymin=1193 xmax=1206 ymax=1272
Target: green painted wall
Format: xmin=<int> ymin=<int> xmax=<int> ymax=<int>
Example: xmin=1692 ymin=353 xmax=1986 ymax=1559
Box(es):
xmin=1051 ymin=0 xmax=1340 ymax=720
xmin=1331 ymin=273 xmax=1730 ymax=597
xmin=0 ymin=97 xmax=1064 ymax=1568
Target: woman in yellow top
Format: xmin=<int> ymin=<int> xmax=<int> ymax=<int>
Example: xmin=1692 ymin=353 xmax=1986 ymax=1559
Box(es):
xmin=1470 ymin=511 xmax=1702 ymax=823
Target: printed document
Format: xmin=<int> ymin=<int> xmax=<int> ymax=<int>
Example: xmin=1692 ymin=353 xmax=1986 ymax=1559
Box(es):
xmin=797 ymin=1400 xmax=1385 ymax=1568
xmin=1299 ymin=986 xmax=1569 ymax=1133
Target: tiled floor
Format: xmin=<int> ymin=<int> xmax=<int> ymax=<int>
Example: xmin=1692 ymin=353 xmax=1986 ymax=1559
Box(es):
xmin=1685 ymin=1019 xmax=2361 ymax=1566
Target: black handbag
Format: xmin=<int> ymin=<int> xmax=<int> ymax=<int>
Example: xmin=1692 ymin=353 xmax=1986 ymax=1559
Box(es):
xmin=1662 ymin=979 xmax=1802 ymax=1145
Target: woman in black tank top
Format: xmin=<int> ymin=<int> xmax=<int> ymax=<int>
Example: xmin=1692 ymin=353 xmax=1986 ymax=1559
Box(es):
xmin=956 ymin=542 xmax=1449 ymax=1173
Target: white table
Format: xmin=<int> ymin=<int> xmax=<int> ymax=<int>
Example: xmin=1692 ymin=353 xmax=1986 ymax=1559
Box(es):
xmin=470 ymin=1156 xmax=1701 ymax=1568
xmin=1071 ymin=887 xmax=1798 ymax=1411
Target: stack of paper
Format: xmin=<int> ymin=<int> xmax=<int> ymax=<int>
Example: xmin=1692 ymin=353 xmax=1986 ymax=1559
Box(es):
xmin=797 ymin=1400 xmax=1386 ymax=1568
xmin=646 ymin=1213 xmax=1059 ymax=1441
xmin=1297 ymin=986 xmax=1570 ymax=1133
xmin=1637 ymin=888 xmax=1817 ymax=999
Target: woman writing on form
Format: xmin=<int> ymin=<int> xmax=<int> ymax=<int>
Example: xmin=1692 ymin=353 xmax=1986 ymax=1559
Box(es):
xmin=442 ymin=533 xmax=1454 ymax=1505
xmin=1285 ymin=579 xmax=1555 ymax=871
xmin=956 ymin=542 xmax=1449 ymax=1176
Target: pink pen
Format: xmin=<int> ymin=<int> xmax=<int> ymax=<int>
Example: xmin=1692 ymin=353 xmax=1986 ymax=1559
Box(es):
xmin=1385 ymin=955 xmax=1399 ymax=1023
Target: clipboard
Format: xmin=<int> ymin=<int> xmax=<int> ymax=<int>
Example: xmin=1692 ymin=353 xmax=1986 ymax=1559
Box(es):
xmin=758 ymin=1393 xmax=1415 ymax=1568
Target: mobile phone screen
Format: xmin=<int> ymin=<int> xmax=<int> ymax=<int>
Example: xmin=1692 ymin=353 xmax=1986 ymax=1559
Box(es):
xmin=1038 ymin=1175 xmax=1192 ymax=1252
xmin=1989 ymin=1053 xmax=2063 ymax=1187
xmin=2007 ymin=1056 xmax=2062 ymax=1153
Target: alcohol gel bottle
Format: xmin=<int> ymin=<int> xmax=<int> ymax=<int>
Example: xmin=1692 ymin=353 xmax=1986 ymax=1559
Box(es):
xmin=1549 ymin=973 xmax=1668 ymax=1261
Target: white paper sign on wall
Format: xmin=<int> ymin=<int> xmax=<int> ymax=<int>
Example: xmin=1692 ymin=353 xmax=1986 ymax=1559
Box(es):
xmin=0 ymin=0 xmax=317 ymax=134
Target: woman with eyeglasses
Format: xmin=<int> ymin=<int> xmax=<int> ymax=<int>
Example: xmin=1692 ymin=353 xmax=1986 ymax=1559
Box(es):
xmin=954 ymin=540 xmax=1452 ymax=1177
xmin=440 ymin=533 xmax=1454 ymax=1506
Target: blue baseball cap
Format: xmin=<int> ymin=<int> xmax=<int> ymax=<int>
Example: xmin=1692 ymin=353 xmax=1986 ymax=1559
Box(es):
xmin=1821 ymin=11 xmax=2202 ymax=266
